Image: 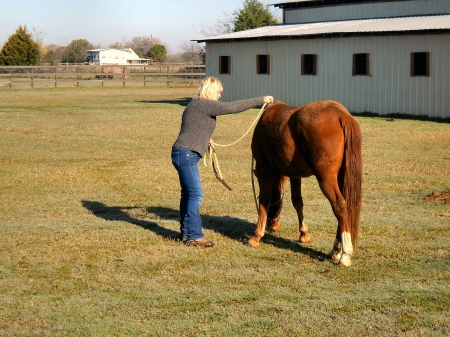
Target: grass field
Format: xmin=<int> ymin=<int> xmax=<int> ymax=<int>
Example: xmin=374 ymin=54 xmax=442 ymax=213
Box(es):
xmin=0 ymin=85 xmax=449 ymax=336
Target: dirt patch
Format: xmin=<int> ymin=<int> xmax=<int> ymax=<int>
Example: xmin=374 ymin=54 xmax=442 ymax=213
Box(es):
xmin=423 ymin=188 xmax=450 ymax=212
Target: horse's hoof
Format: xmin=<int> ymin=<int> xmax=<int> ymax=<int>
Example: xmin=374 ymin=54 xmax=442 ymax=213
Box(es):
xmin=299 ymin=233 xmax=311 ymax=243
xmin=339 ymin=253 xmax=352 ymax=267
xmin=247 ymin=238 xmax=260 ymax=248
xmin=330 ymin=249 xmax=342 ymax=263
xmin=268 ymin=223 xmax=280 ymax=232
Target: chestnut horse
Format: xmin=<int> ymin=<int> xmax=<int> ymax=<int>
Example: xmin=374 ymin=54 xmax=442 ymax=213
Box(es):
xmin=249 ymin=100 xmax=362 ymax=266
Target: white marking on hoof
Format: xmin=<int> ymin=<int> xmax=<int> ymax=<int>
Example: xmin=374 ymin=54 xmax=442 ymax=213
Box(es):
xmin=341 ymin=231 xmax=354 ymax=257
xmin=339 ymin=253 xmax=352 ymax=267
xmin=330 ymin=249 xmax=342 ymax=263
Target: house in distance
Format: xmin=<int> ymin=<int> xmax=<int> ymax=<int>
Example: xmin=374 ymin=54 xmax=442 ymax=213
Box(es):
xmin=86 ymin=48 xmax=149 ymax=65
xmin=197 ymin=0 xmax=450 ymax=119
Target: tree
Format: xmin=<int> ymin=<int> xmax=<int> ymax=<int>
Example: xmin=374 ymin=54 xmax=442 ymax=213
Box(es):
xmin=0 ymin=26 xmax=39 ymax=65
xmin=233 ymin=0 xmax=279 ymax=32
xmin=198 ymin=45 xmax=206 ymax=64
xmin=179 ymin=41 xmax=203 ymax=64
xmin=108 ymin=42 xmax=125 ymax=49
xmin=108 ymin=35 xmax=168 ymax=58
xmin=42 ymin=50 xmax=58 ymax=65
xmin=62 ymin=39 xmax=94 ymax=63
xmin=200 ymin=0 xmax=279 ymax=36
xmin=31 ymin=27 xmax=46 ymax=62
xmin=147 ymin=44 xmax=167 ymax=63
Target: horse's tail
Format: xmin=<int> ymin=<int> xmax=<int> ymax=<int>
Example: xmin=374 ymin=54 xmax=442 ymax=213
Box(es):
xmin=340 ymin=115 xmax=362 ymax=247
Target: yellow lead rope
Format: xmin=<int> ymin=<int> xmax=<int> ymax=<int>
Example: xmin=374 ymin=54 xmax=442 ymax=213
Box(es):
xmin=204 ymin=103 xmax=268 ymax=190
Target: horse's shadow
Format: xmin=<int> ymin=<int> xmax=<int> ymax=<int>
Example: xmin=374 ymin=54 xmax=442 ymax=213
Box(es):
xmin=136 ymin=97 xmax=191 ymax=106
xmin=81 ymin=200 xmax=328 ymax=261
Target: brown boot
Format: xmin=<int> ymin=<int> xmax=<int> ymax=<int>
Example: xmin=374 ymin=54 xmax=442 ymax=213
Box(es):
xmin=186 ymin=238 xmax=215 ymax=247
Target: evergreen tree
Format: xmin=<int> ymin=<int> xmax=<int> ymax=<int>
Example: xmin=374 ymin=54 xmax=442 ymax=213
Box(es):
xmin=62 ymin=39 xmax=94 ymax=63
xmin=0 ymin=26 xmax=39 ymax=65
xmin=147 ymin=44 xmax=167 ymax=63
xmin=233 ymin=0 xmax=279 ymax=32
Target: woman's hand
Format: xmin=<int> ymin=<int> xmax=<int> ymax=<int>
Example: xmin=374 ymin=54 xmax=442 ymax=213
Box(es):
xmin=263 ymin=96 xmax=274 ymax=104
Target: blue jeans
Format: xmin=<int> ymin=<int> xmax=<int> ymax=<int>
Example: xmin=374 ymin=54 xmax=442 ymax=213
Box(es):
xmin=171 ymin=147 xmax=204 ymax=240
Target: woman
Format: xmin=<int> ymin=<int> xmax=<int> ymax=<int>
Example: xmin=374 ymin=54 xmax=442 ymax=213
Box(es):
xmin=171 ymin=76 xmax=273 ymax=247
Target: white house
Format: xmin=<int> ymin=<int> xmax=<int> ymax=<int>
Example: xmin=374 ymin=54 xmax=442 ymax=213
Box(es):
xmin=86 ymin=48 xmax=149 ymax=65
xmin=196 ymin=0 xmax=450 ymax=119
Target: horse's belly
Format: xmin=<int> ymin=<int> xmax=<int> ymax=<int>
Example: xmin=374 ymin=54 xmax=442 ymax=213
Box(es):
xmin=277 ymin=160 xmax=313 ymax=178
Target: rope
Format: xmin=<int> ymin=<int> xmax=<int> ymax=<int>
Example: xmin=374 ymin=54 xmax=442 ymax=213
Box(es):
xmin=204 ymin=103 xmax=268 ymax=190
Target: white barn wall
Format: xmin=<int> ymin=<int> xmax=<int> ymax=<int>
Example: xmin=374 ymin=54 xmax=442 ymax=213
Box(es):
xmin=206 ymin=34 xmax=450 ymax=118
xmin=284 ymin=0 xmax=450 ymax=23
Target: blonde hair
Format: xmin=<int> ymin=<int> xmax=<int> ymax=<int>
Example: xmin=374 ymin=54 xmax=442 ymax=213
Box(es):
xmin=194 ymin=77 xmax=223 ymax=100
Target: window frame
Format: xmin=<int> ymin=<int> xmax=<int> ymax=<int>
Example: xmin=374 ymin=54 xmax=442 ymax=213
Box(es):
xmin=219 ymin=56 xmax=231 ymax=74
xmin=410 ymin=52 xmax=430 ymax=77
xmin=301 ymin=54 xmax=317 ymax=75
xmin=352 ymin=53 xmax=370 ymax=76
xmin=256 ymin=54 xmax=270 ymax=75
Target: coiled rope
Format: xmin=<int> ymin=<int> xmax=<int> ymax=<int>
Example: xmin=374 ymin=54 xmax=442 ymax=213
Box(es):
xmin=204 ymin=103 xmax=268 ymax=191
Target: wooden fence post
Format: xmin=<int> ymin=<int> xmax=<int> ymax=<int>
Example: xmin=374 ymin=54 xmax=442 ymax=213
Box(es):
xmin=144 ymin=66 xmax=146 ymax=87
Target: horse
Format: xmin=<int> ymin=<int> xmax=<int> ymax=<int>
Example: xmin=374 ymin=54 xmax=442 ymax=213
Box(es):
xmin=249 ymin=100 xmax=362 ymax=267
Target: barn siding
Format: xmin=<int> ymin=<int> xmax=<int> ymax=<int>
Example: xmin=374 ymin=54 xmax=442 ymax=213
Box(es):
xmin=284 ymin=0 xmax=450 ymax=24
xmin=206 ymin=34 xmax=450 ymax=118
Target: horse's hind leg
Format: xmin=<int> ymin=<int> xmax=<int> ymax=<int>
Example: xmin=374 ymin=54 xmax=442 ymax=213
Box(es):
xmin=248 ymin=173 xmax=274 ymax=248
xmin=318 ymin=175 xmax=353 ymax=267
xmin=290 ymin=178 xmax=311 ymax=243
xmin=267 ymin=175 xmax=288 ymax=232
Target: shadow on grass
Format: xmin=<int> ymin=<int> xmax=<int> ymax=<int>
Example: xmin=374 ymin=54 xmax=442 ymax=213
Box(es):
xmin=137 ymin=97 xmax=192 ymax=106
xmin=81 ymin=200 xmax=328 ymax=261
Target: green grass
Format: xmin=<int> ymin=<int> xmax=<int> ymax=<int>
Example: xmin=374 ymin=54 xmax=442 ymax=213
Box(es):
xmin=1 ymin=85 xmax=449 ymax=336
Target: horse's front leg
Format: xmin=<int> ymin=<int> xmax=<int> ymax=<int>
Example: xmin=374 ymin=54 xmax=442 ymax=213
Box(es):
xmin=248 ymin=174 xmax=274 ymax=248
xmin=290 ymin=178 xmax=311 ymax=243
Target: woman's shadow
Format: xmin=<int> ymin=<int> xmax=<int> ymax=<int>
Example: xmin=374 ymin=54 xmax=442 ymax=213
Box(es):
xmin=81 ymin=200 xmax=328 ymax=260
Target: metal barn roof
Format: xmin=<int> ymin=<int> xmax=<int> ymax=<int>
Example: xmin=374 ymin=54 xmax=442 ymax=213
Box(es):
xmin=271 ymin=0 xmax=321 ymax=3
xmin=195 ymin=15 xmax=450 ymax=42
xmin=270 ymin=0 xmax=388 ymax=5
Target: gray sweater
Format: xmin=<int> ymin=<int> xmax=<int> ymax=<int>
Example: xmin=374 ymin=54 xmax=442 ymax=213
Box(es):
xmin=172 ymin=97 xmax=264 ymax=157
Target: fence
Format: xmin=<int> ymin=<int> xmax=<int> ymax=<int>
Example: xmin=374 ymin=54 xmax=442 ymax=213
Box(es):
xmin=0 ymin=64 xmax=206 ymax=89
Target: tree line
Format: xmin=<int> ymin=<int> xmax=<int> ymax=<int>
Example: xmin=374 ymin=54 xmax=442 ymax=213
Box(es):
xmin=0 ymin=0 xmax=278 ymax=66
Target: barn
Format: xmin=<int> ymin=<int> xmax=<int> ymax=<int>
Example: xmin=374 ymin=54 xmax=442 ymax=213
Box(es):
xmin=196 ymin=0 xmax=450 ymax=119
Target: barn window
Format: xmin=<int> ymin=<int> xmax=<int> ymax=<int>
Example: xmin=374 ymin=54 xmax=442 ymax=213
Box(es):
xmin=219 ymin=56 xmax=231 ymax=74
xmin=411 ymin=52 xmax=430 ymax=77
xmin=301 ymin=54 xmax=317 ymax=75
xmin=257 ymin=55 xmax=270 ymax=74
xmin=352 ymin=53 xmax=370 ymax=76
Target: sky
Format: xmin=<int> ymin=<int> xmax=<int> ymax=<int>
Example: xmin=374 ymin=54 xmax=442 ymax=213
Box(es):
xmin=0 ymin=0 xmax=282 ymax=54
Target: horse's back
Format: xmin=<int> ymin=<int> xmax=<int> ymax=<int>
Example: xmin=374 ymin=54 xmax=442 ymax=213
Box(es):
xmin=252 ymin=100 xmax=357 ymax=177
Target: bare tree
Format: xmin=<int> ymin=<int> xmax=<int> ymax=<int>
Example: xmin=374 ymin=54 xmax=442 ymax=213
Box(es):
xmin=107 ymin=35 xmax=169 ymax=57
xmin=198 ymin=0 xmax=280 ymax=36
xmin=108 ymin=41 xmax=126 ymax=49
xmin=179 ymin=41 xmax=203 ymax=64
xmin=197 ymin=13 xmax=234 ymax=37
xmin=31 ymin=27 xmax=46 ymax=61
